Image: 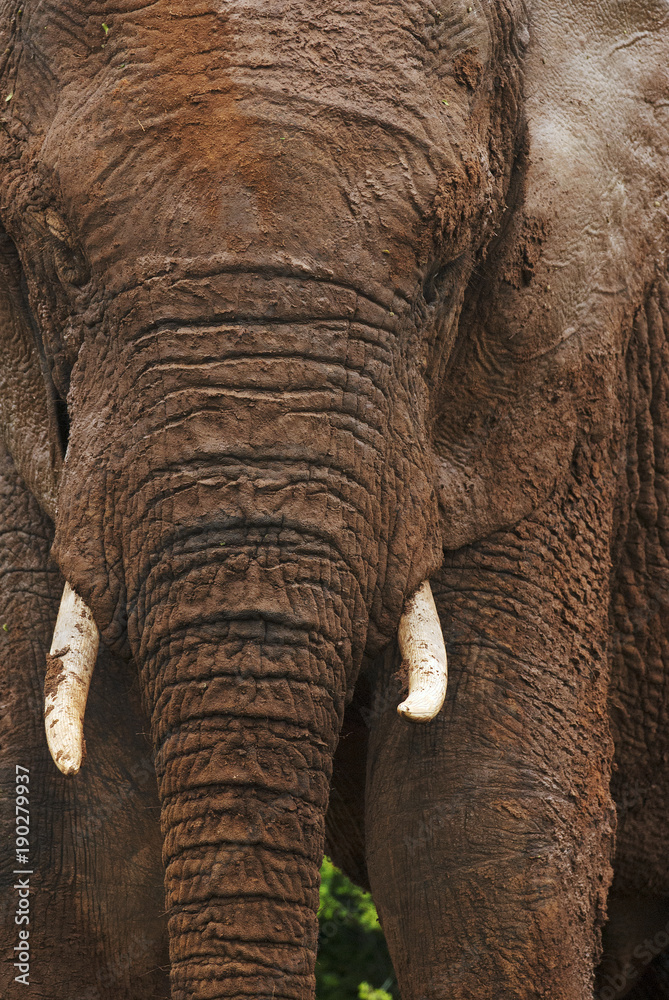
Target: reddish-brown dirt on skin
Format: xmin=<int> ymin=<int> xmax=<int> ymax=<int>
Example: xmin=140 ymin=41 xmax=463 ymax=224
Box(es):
xmin=453 ymin=47 xmax=484 ymax=90
xmin=43 ymin=653 xmax=67 ymax=703
xmin=0 ymin=0 xmax=669 ymax=998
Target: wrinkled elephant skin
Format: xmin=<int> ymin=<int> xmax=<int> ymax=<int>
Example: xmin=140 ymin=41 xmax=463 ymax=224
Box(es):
xmin=0 ymin=1 xmax=668 ymax=998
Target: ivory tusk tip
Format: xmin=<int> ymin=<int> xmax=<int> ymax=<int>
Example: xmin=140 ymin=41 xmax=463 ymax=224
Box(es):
xmin=45 ymin=711 xmax=85 ymax=775
xmin=44 ymin=582 xmax=99 ymax=775
xmin=54 ymin=755 xmax=81 ymax=777
xmin=396 ymin=580 xmax=447 ymax=724
xmin=397 ymin=695 xmax=443 ymax=723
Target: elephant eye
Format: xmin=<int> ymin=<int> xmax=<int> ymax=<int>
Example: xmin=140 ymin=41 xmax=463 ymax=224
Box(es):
xmin=45 ymin=208 xmax=91 ymax=287
xmin=422 ymin=255 xmax=465 ymax=306
xmin=53 ymin=242 xmax=91 ymax=287
xmin=45 ymin=208 xmax=71 ymax=244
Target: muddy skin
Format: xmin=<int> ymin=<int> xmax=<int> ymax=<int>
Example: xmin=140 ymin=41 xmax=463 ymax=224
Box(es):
xmin=43 ymin=654 xmax=67 ymax=703
xmin=0 ymin=1 xmax=669 ymax=998
xmin=0 ymin=446 xmax=169 ymax=998
xmin=452 ymin=49 xmax=484 ymax=91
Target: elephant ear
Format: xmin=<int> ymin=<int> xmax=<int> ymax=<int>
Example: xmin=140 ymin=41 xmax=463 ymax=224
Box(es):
xmin=434 ymin=0 xmax=669 ymax=550
xmin=0 ymin=222 xmax=62 ymax=519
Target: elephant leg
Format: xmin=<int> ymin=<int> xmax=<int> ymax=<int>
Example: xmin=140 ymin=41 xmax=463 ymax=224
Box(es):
xmin=366 ymin=463 xmax=615 ymax=999
xmin=0 ymin=444 xmax=169 ymax=999
xmin=324 ymin=682 xmax=372 ymax=890
xmin=595 ymin=279 xmax=669 ymax=1000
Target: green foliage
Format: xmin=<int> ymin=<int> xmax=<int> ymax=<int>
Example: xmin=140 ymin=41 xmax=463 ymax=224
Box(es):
xmin=358 ymin=983 xmax=393 ymax=1000
xmin=316 ymin=857 xmax=397 ymax=1000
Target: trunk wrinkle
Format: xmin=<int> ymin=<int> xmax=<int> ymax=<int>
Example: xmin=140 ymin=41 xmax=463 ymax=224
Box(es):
xmin=109 ymin=265 xmax=406 ymax=317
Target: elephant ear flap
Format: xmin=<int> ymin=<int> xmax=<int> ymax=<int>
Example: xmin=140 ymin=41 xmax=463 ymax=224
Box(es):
xmin=0 ymin=222 xmax=62 ymax=519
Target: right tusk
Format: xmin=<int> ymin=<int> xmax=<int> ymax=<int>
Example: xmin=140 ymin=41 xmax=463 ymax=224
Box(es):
xmin=44 ymin=582 xmax=99 ymax=776
xmin=397 ymin=580 xmax=447 ymax=723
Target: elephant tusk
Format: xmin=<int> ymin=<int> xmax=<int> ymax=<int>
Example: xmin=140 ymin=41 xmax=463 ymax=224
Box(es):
xmin=44 ymin=582 xmax=99 ymax=776
xmin=397 ymin=581 xmax=447 ymax=723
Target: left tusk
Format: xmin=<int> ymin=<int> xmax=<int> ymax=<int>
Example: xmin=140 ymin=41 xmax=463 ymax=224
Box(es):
xmin=397 ymin=581 xmax=447 ymax=723
xmin=44 ymin=582 xmax=99 ymax=776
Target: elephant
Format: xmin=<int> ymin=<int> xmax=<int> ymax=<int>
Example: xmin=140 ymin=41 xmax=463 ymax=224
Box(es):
xmin=1 ymin=0 xmax=669 ymax=997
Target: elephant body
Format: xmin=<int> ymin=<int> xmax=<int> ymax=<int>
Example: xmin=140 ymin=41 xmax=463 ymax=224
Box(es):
xmin=0 ymin=1 xmax=669 ymax=998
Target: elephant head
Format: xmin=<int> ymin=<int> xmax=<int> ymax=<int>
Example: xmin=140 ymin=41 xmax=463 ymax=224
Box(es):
xmin=1 ymin=0 xmax=668 ymax=997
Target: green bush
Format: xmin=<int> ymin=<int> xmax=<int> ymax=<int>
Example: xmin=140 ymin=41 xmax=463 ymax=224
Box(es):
xmin=316 ymin=856 xmax=397 ymax=1000
xmin=358 ymin=983 xmax=394 ymax=1000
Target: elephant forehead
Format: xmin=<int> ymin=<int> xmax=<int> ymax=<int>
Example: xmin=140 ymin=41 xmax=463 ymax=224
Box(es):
xmin=27 ymin=0 xmax=494 ymax=144
xmin=31 ymin=0 xmax=493 ymax=89
xmin=16 ymin=1 xmax=499 ymax=283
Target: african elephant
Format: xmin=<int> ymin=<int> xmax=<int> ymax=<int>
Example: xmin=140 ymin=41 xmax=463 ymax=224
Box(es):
xmin=1 ymin=0 xmax=669 ymax=997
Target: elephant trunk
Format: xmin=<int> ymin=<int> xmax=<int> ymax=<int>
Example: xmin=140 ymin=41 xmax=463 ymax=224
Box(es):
xmin=143 ymin=544 xmax=354 ymax=999
xmin=49 ymin=275 xmax=446 ymax=996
